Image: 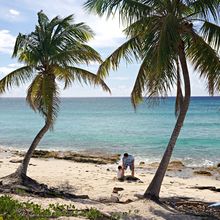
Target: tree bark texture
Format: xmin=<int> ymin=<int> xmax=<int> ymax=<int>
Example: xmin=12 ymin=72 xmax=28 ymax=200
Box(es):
xmin=16 ymin=121 xmax=51 ymax=176
xmin=144 ymin=40 xmax=191 ymax=201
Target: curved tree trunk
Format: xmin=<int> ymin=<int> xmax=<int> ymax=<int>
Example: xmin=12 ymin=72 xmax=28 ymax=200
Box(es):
xmin=144 ymin=41 xmax=191 ymax=201
xmin=15 ymin=120 xmax=51 ymax=177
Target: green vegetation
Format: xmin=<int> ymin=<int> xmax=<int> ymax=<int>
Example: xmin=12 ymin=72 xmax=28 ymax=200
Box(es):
xmin=0 ymin=195 xmax=117 ymax=220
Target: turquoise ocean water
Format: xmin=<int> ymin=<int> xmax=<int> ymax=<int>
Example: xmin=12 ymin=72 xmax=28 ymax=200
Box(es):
xmin=0 ymin=97 xmax=219 ymax=166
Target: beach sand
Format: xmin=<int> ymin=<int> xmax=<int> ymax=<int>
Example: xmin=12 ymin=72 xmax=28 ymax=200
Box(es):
xmin=0 ymin=152 xmax=220 ymax=219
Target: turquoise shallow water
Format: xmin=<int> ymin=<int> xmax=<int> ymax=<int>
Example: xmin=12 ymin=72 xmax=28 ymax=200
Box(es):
xmin=0 ymin=97 xmax=219 ymax=166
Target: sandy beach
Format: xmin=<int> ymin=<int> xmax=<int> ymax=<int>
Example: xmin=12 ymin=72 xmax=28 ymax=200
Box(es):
xmin=0 ymin=149 xmax=220 ymax=219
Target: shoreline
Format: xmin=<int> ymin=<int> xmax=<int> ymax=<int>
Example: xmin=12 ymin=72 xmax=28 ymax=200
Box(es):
xmin=1 ymin=148 xmax=220 ymax=219
xmin=1 ymin=147 xmax=220 ymax=180
xmin=1 ymin=145 xmax=219 ymax=166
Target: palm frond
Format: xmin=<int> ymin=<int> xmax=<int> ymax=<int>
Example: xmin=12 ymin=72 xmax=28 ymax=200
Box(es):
xmin=27 ymin=73 xmax=60 ymax=127
xmin=71 ymin=22 xmax=95 ymax=42
xmin=189 ymin=0 xmax=220 ymax=21
xmin=96 ymin=36 xmax=141 ymax=79
xmin=187 ymin=33 xmax=220 ymax=95
xmin=131 ymin=57 xmax=148 ymax=109
xmin=53 ymin=66 xmax=73 ymax=89
xmin=156 ymin=13 xmax=180 ymax=72
xmin=13 ymin=31 xmax=42 ymax=66
xmin=37 ymin=10 xmax=49 ymax=30
xmin=124 ymin=14 xmax=161 ymax=41
xmin=51 ymin=15 xmax=74 ymax=38
xmin=146 ymin=61 xmax=176 ymax=100
xmin=52 ymin=21 xmax=94 ymax=48
xmin=131 ymin=53 xmax=177 ymax=109
xmin=51 ymin=43 xmax=102 ymax=65
xmin=84 ymin=0 xmax=152 ymax=24
xmin=0 ymin=66 xmax=33 ymax=94
xmin=26 ymin=74 xmax=44 ymax=111
xmin=200 ymin=21 xmax=220 ymax=51
xmin=12 ymin=33 xmax=27 ymax=58
xmin=41 ymin=74 xmax=60 ymax=128
xmin=62 ymin=66 xmax=111 ymax=93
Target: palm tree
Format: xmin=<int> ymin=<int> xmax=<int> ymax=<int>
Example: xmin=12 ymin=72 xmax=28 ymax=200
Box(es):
xmin=0 ymin=11 xmax=110 ymax=185
xmin=84 ymin=0 xmax=220 ymax=200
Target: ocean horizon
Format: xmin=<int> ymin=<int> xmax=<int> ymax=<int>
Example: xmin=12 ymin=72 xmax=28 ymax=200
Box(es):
xmin=0 ymin=96 xmax=219 ymax=167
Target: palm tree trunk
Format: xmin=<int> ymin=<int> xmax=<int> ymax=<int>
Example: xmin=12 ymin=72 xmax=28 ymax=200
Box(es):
xmin=15 ymin=120 xmax=51 ymax=176
xmin=144 ymin=40 xmax=191 ymax=201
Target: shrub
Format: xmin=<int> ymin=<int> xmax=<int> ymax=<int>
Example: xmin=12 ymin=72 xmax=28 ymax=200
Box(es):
xmin=0 ymin=195 xmax=115 ymax=220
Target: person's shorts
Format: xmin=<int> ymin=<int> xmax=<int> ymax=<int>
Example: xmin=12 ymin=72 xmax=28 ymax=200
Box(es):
xmin=124 ymin=163 xmax=134 ymax=170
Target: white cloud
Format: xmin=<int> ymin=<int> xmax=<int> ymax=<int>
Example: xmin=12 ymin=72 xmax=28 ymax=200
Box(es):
xmin=8 ymin=63 xmax=23 ymax=68
xmin=0 ymin=30 xmax=16 ymax=54
xmin=0 ymin=67 xmax=13 ymax=76
xmin=0 ymin=64 xmax=17 ymax=77
xmin=87 ymin=15 xmax=125 ymax=48
xmin=188 ymin=66 xmax=210 ymax=96
xmin=9 ymin=9 xmax=20 ymax=16
xmin=0 ymin=63 xmax=23 ymax=77
xmin=0 ymin=5 xmax=23 ymax=22
xmin=18 ymin=0 xmax=125 ymax=48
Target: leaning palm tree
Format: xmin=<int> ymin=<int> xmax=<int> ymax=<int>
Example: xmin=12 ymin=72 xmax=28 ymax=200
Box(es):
xmin=85 ymin=0 xmax=220 ymax=200
xmin=0 ymin=11 xmax=110 ymax=186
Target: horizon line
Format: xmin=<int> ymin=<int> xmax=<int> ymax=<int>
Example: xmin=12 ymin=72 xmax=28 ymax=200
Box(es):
xmin=0 ymin=96 xmax=219 ymax=98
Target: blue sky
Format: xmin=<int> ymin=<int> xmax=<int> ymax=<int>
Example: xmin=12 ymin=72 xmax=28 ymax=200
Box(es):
xmin=0 ymin=0 xmax=211 ymax=97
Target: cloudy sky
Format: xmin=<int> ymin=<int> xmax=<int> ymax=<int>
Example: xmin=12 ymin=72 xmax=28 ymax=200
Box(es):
xmin=0 ymin=0 xmax=211 ymax=97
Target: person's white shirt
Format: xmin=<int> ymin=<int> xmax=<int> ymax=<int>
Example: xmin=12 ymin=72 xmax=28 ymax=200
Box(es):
xmin=117 ymin=169 xmax=123 ymax=179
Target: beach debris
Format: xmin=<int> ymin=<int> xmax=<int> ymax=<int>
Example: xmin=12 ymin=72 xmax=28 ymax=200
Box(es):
xmin=97 ymin=195 xmax=133 ymax=204
xmin=191 ymin=186 xmax=220 ymax=192
xmin=163 ymin=197 xmax=220 ymax=219
xmin=0 ymin=172 xmax=89 ymax=200
xmin=116 ymin=175 xmax=144 ymax=183
xmin=16 ymin=150 xmax=120 ymax=164
xmin=29 ymin=163 xmax=36 ymax=166
xmin=124 ymin=175 xmax=144 ymax=183
xmin=134 ymin=193 xmax=144 ymax=199
xmin=9 ymin=159 xmax=23 ymax=163
xmin=193 ymin=170 xmax=212 ymax=176
xmin=98 ymin=195 xmax=119 ymax=203
xmin=139 ymin=161 xmax=145 ymax=165
xmin=0 ymin=181 xmax=89 ymax=200
xmin=120 ymin=199 xmax=133 ymax=204
xmin=208 ymin=202 xmax=220 ymax=208
xmin=112 ymin=187 xmax=124 ymax=193
xmin=217 ymin=163 xmax=220 ymax=168
xmin=165 ymin=199 xmax=220 ymax=219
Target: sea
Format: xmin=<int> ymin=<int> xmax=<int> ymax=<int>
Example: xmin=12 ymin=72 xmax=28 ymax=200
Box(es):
xmin=0 ymin=97 xmax=219 ymax=167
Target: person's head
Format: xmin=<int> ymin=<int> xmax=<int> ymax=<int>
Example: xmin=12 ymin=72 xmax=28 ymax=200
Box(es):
xmin=118 ymin=165 xmax=122 ymax=170
xmin=124 ymin=153 xmax=128 ymax=158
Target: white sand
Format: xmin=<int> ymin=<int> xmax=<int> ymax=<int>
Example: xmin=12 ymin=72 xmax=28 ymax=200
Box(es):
xmin=0 ymin=155 xmax=220 ymax=219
